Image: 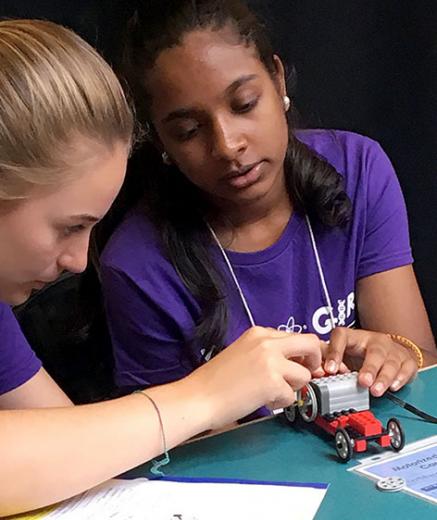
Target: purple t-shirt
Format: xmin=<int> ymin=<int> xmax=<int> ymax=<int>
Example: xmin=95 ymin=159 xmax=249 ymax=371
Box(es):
xmin=0 ymin=302 xmax=41 ymax=395
xmin=101 ymin=130 xmax=413 ymax=391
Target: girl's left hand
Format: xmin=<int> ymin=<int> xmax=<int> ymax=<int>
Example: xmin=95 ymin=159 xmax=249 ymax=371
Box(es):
xmin=323 ymin=327 xmax=419 ymax=397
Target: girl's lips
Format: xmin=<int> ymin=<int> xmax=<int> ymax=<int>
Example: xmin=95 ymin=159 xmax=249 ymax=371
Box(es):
xmin=225 ymin=161 xmax=264 ymax=189
xmin=30 ymin=278 xmax=56 ymax=290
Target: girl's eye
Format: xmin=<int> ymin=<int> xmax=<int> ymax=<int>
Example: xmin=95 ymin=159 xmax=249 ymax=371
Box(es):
xmin=63 ymin=224 xmax=86 ymax=237
xmin=234 ymin=97 xmax=259 ymax=114
xmin=175 ymin=125 xmax=200 ymax=142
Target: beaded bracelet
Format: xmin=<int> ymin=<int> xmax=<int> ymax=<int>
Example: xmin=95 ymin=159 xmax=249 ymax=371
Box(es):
xmin=134 ymin=390 xmax=170 ymax=476
xmin=387 ymin=334 xmax=424 ymax=369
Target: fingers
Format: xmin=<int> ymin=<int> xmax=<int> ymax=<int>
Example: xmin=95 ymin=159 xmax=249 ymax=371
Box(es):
xmin=320 ymin=327 xmax=419 ymax=397
xmin=264 ymin=358 xmax=314 ymax=411
xmin=360 ymin=352 xmax=399 ymax=396
xmin=243 ymin=328 xmax=317 ymax=410
xmin=364 ymin=355 xmax=417 ymax=396
xmin=250 ymin=326 xmax=419 ymax=401
xmin=359 ymin=338 xmax=418 ymax=396
xmin=338 ymin=361 xmax=351 ymax=373
xmin=358 ymin=342 xmax=388 ymax=391
xmin=389 ymin=358 xmax=418 ymax=391
xmin=241 ymin=328 xmax=322 ymax=372
xmin=265 ymin=384 xmax=296 ymax=411
xmin=275 ymin=333 xmax=323 ymax=373
xmin=320 ymin=341 xmax=350 ymax=374
xmin=323 ymin=328 xmax=349 ymax=374
xmin=282 ymin=359 xmax=313 ymax=391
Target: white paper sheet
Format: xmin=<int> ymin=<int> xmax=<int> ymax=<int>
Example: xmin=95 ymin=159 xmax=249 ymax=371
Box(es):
xmin=28 ymin=477 xmax=328 ymax=520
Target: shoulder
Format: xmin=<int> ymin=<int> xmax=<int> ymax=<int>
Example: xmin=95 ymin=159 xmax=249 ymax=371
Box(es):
xmin=296 ymin=128 xmax=381 ymax=154
xmin=100 ymin=210 xmax=201 ymax=337
xmin=101 ymin=209 xmax=165 ymax=273
xmin=0 ymin=301 xmax=20 ymax=332
xmin=296 ymin=129 xmax=387 ymax=170
xmin=100 ymin=208 xmax=187 ymax=293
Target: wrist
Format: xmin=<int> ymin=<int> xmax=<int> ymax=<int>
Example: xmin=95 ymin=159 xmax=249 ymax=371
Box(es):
xmin=387 ymin=333 xmax=424 ymax=369
xmin=147 ymin=375 xmax=215 ymax=437
xmin=422 ymin=349 xmax=437 ymax=367
xmin=179 ymin=371 xmax=216 ymax=431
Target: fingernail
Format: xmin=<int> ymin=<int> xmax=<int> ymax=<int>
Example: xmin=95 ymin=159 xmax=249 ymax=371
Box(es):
xmin=361 ymin=372 xmax=373 ymax=386
xmin=373 ymin=382 xmax=384 ymax=396
xmin=390 ymin=379 xmax=401 ymax=391
xmin=326 ymin=361 xmax=337 ymax=373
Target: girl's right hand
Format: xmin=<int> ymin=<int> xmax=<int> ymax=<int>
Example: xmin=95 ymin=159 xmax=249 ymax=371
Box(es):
xmin=183 ymin=326 xmax=324 ymax=431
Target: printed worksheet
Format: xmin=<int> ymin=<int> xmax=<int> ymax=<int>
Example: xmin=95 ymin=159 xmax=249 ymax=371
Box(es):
xmin=9 ymin=477 xmax=329 ymax=520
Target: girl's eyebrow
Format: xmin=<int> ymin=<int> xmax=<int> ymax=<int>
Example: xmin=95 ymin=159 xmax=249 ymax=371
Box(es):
xmin=161 ymin=74 xmax=259 ymax=124
xmin=225 ymin=74 xmax=258 ymax=95
xmin=67 ymin=214 xmax=101 ymax=224
xmin=162 ymin=107 xmax=200 ymax=124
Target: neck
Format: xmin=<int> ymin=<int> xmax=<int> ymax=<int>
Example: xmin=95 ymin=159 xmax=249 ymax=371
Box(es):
xmin=209 ymin=173 xmax=293 ymax=252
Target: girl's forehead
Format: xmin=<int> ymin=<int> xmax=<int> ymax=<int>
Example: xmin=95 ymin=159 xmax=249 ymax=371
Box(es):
xmin=156 ymin=28 xmax=258 ymax=69
xmin=147 ymin=30 xmax=264 ymax=105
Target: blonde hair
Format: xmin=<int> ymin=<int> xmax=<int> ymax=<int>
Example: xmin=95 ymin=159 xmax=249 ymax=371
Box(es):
xmin=0 ymin=19 xmax=134 ymax=200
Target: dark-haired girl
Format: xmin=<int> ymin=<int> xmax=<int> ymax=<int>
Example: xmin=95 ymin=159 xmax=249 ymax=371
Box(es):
xmin=101 ymin=0 xmax=436 ymax=404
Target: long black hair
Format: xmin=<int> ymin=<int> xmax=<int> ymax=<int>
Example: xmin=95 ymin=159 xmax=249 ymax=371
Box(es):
xmin=117 ymin=0 xmax=351 ymax=360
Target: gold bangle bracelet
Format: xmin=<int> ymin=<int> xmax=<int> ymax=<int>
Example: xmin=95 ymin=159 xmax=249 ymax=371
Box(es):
xmin=387 ymin=333 xmax=424 ymax=369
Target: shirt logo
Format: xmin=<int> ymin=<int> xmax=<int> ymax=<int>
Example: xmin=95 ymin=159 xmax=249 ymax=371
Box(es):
xmin=278 ymin=316 xmax=307 ymax=334
xmin=277 ymin=291 xmax=355 ymax=337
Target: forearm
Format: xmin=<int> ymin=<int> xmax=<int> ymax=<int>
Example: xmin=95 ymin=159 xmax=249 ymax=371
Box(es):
xmin=0 ymin=326 xmax=323 ymax=516
xmin=0 ymin=378 xmax=211 ymax=516
xmin=357 ymin=267 xmax=437 ymax=357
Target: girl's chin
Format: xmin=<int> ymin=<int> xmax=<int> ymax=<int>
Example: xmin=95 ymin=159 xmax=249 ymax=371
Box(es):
xmin=2 ymin=287 xmax=32 ymax=306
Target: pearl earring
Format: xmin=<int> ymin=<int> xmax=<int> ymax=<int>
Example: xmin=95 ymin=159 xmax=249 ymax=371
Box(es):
xmin=283 ymin=95 xmax=291 ymax=112
xmin=162 ymin=151 xmax=172 ymax=165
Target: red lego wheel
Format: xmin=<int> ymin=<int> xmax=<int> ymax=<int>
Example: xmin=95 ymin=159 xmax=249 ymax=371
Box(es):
xmin=387 ymin=417 xmax=405 ymax=451
xmin=335 ymin=427 xmax=353 ymax=462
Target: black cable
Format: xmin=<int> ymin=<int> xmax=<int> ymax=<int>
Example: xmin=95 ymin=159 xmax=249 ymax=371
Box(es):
xmin=385 ymin=391 xmax=437 ymax=424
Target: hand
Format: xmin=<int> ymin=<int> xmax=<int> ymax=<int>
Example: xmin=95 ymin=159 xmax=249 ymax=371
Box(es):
xmin=186 ymin=326 xmax=324 ymax=430
xmin=323 ymin=327 xmax=418 ymax=396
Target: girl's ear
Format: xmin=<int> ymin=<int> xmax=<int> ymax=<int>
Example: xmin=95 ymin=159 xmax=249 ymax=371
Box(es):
xmin=147 ymin=125 xmax=174 ymax=166
xmin=272 ymin=54 xmax=287 ymax=98
xmin=145 ymin=123 xmax=169 ymax=161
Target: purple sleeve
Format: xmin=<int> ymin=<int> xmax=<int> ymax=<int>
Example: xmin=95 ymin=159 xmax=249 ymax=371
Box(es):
xmin=0 ymin=302 xmax=41 ymax=395
xmin=101 ymin=264 xmax=198 ymax=392
xmin=357 ymin=142 xmax=413 ymax=279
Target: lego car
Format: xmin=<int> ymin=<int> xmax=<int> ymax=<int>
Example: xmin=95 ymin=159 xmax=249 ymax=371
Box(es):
xmin=284 ymin=372 xmax=405 ymax=462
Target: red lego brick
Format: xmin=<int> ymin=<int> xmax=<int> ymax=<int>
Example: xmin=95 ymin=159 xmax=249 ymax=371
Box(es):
xmin=348 ymin=411 xmax=382 ymax=436
xmin=315 ymin=415 xmax=349 ymax=435
xmin=378 ymin=435 xmax=391 ymax=448
xmin=354 ymin=439 xmax=367 ymax=452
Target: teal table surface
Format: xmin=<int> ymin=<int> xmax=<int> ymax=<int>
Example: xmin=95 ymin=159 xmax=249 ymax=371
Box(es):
xmin=125 ymin=367 xmax=437 ymax=519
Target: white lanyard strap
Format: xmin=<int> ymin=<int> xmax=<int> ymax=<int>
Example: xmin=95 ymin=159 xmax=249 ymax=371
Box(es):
xmin=206 ymin=222 xmax=256 ymax=327
xmin=206 ymin=215 xmax=336 ymax=331
xmin=304 ymin=215 xmax=336 ymax=330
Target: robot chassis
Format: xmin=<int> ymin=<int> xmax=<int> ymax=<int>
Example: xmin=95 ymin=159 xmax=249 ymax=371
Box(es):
xmin=284 ymin=372 xmax=405 ymax=462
